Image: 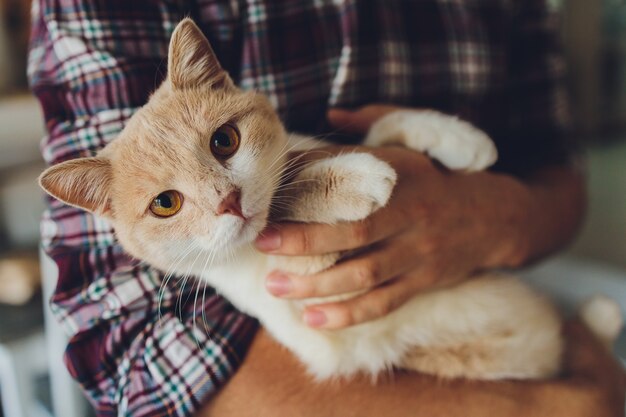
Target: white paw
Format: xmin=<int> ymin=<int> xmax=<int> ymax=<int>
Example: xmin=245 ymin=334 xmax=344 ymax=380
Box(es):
xmin=316 ymin=153 xmax=397 ymax=222
xmin=280 ymin=153 xmax=397 ymax=224
xmin=364 ymin=110 xmax=498 ymax=172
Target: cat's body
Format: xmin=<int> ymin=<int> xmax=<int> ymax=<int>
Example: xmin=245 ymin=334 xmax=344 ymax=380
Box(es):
xmin=40 ymin=19 xmax=621 ymax=382
xmin=200 ymin=243 xmax=563 ymax=380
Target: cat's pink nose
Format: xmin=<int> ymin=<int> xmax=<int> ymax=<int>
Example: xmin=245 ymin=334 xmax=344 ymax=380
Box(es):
xmin=217 ymin=189 xmax=244 ymax=219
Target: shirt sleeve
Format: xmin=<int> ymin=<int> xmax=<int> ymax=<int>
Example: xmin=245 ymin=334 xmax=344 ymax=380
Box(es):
xmin=28 ymin=1 xmax=257 ymax=416
xmin=493 ymin=0 xmax=576 ymax=175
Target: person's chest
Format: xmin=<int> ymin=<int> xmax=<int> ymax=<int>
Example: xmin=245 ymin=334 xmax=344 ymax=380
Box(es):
xmin=196 ymin=0 xmax=511 ymax=137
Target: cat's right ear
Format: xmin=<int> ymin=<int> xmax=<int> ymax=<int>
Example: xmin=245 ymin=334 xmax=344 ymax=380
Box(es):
xmin=167 ymin=18 xmax=234 ymax=90
xmin=38 ymin=157 xmax=113 ymax=218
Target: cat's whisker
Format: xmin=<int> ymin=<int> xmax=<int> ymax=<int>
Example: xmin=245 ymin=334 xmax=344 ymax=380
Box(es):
xmin=274 ymin=154 xmax=332 ymax=183
xmin=201 ymin=246 xmax=220 ymax=341
xmin=262 ymin=137 xmax=298 ymax=173
xmin=255 ymin=138 xmax=305 ymax=181
xmin=195 ymin=245 xmax=218 ymax=342
xmin=279 ymin=150 xmax=332 ymax=174
xmin=160 ymin=241 xmax=200 ymax=322
xmin=176 ymin=245 xmax=205 ymax=321
xmin=271 ymin=171 xmax=323 ymax=187
xmin=191 ymin=277 xmax=204 ymax=348
xmin=270 ymin=194 xmax=301 ymax=203
xmin=161 ymin=241 xmax=196 ymax=286
xmin=268 ymin=202 xmax=299 ymax=212
xmin=270 ymin=198 xmax=300 ymax=206
xmin=259 ymin=149 xmax=329 ymax=193
xmin=272 ymin=192 xmax=302 ymax=198
xmin=158 ymin=241 xmax=197 ymax=321
xmin=201 ymin=280 xmax=210 ymax=337
xmin=276 ymin=176 xmax=323 ymax=185
xmin=176 ymin=273 xmax=191 ymax=321
xmin=270 ymin=194 xmax=302 ymax=204
xmin=273 ymin=178 xmax=322 ymax=191
xmin=273 ymin=146 xmax=327 ymax=173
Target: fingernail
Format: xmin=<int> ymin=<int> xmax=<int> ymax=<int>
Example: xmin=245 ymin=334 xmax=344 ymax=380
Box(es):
xmin=266 ymin=271 xmax=292 ymax=296
xmin=255 ymin=228 xmax=281 ymax=251
xmin=304 ymin=309 xmax=327 ymax=328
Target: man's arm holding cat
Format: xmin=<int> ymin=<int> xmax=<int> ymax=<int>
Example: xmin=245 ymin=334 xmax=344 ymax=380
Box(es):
xmin=202 ymin=321 xmax=624 ymax=417
xmin=227 ymin=105 xmax=624 ymax=415
xmin=255 ymin=105 xmax=585 ymax=330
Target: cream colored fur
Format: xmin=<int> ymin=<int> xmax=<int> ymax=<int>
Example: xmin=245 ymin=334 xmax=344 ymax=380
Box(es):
xmin=39 ymin=19 xmax=622 ymax=381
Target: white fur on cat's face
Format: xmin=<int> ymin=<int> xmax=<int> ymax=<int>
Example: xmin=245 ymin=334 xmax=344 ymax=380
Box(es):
xmin=38 ymin=19 xmax=289 ymax=271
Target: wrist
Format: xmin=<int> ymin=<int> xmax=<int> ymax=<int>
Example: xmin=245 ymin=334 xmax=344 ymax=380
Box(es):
xmin=462 ymin=171 xmax=535 ymax=269
xmin=477 ymin=166 xmax=586 ymax=269
xmin=488 ymin=174 xmax=533 ymax=268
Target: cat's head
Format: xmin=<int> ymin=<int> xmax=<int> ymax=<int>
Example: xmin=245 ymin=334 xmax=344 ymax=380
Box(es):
xmin=39 ymin=19 xmax=289 ymax=271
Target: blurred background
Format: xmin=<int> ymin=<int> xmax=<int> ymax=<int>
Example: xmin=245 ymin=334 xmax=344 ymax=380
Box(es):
xmin=0 ymin=0 xmax=625 ymax=416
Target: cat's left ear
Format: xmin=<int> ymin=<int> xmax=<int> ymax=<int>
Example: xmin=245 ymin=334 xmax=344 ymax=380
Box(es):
xmin=167 ymin=18 xmax=234 ymax=90
xmin=38 ymin=157 xmax=114 ymax=218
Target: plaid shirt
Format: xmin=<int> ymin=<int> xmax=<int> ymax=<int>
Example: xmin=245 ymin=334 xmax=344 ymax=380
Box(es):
xmin=28 ymin=0 xmax=570 ymax=416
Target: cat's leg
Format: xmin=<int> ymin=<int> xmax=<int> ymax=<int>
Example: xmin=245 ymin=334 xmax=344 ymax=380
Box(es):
xmin=400 ymin=332 xmax=561 ymax=380
xmin=363 ymin=110 xmax=498 ymax=172
xmin=396 ymin=273 xmax=563 ymax=380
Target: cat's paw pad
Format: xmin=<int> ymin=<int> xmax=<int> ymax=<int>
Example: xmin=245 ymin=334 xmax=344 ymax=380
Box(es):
xmin=364 ymin=110 xmax=498 ymax=172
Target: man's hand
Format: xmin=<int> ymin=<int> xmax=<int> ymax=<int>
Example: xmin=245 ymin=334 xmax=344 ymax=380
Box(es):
xmin=201 ymin=319 xmax=625 ymax=417
xmin=255 ymin=105 xmax=585 ymax=329
xmin=557 ymin=320 xmax=626 ymax=415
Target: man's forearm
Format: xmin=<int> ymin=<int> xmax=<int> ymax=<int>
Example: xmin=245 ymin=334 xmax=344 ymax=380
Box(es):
xmin=200 ymin=329 xmax=610 ymax=417
xmin=468 ymin=164 xmax=585 ymax=269
xmin=503 ymin=165 xmax=586 ymax=266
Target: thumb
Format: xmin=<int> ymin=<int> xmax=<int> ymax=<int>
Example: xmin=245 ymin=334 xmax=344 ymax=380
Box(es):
xmin=327 ymin=105 xmax=401 ymax=135
xmin=327 ymin=108 xmax=365 ymax=135
xmin=562 ymin=318 xmax=624 ymax=385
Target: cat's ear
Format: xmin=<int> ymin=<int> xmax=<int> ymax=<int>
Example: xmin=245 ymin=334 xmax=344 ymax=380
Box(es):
xmin=39 ymin=157 xmax=113 ymax=218
xmin=167 ymin=18 xmax=234 ymax=90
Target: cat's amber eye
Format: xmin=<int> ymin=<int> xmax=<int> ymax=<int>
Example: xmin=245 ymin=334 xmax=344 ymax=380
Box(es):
xmin=210 ymin=124 xmax=240 ymax=159
xmin=149 ymin=190 xmax=183 ymax=218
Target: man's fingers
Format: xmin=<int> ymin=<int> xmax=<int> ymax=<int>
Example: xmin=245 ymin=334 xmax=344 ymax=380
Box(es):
xmin=327 ymin=105 xmax=401 ymax=135
xmin=562 ymin=319 xmax=623 ymax=381
xmin=326 ymin=109 xmax=367 ymax=135
xmin=301 ymin=276 xmax=420 ymax=329
xmin=265 ymin=234 xmax=420 ymax=299
xmin=255 ymin=208 xmax=409 ymax=255
xmin=560 ymin=318 xmax=626 ymax=413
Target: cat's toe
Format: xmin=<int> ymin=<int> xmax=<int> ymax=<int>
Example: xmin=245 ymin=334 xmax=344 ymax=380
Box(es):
xmin=349 ymin=161 xmax=396 ymax=218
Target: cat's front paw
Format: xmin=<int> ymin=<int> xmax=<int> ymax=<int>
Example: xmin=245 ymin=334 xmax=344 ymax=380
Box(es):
xmin=364 ymin=110 xmax=498 ymax=172
xmin=330 ymin=153 xmax=397 ymax=221
xmin=276 ymin=153 xmax=397 ymax=224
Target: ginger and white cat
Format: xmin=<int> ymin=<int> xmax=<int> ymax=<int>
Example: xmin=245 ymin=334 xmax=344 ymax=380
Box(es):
xmin=39 ymin=19 xmax=621 ymax=381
